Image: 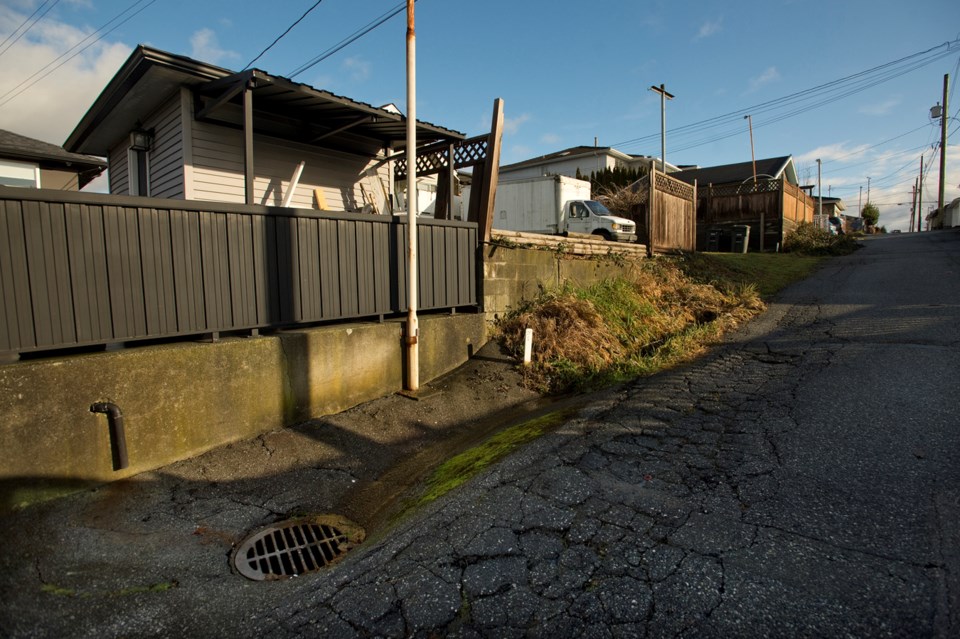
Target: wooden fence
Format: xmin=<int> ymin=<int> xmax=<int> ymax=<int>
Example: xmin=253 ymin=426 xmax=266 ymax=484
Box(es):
xmin=696 ymin=178 xmax=814 ymax=251
xmin=628 ymin=169 xmax=697 ymax=254
xmin=0 ymin=187 xmax=477 ymax=358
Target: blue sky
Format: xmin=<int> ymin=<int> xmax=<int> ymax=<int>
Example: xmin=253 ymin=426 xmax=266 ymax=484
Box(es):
xmin=0 ymin=0 xmax=957 ymax=231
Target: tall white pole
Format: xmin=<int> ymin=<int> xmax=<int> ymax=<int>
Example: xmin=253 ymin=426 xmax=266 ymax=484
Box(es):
xmin=816 ymin=158 xmax=822 ymax=220
xmin=405 ymin=0 xmax=419 ymax=392
xmin=649 ymin=84 xmax=674 ymax=173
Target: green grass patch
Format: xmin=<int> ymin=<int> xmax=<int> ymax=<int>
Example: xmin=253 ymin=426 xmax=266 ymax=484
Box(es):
xmin=41 ymin=580 xmax=178 ymax=599
xmin=676 ymin=252 xmax=826 ymax=299
xmin=41 ymin=584 xmax=76 ymax=597
xmin=411 ymin=409 xmax=575 ymax=508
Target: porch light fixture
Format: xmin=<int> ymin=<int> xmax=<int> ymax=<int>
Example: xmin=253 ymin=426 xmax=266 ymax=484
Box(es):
xmin=129 ymin=129 xmax=153 ymax=152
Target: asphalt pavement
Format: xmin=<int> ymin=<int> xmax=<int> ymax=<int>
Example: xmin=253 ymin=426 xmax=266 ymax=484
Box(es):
xmin=2 ymin=229 xmax=958 ymax=638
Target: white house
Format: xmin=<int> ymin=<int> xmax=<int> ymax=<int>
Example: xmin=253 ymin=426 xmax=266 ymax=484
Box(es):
xmin=499 ymin=145 xmax=681 ymax=181
xmin=64 ymin=46 xmax=465 ymax=214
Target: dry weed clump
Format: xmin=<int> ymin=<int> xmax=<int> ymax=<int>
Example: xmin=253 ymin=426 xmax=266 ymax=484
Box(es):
xmin=496 ymin=258 xmax=767 ymax=394
xmin=499 ymin=294 xmax=623 ymax=392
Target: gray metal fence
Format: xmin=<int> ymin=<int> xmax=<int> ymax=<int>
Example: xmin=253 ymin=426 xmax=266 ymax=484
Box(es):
xmin=0 ymin=187 xmax=477 ymax=357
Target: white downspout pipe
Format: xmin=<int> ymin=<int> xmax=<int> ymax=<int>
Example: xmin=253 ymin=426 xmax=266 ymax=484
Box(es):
xmin=405 ymin=0 xmax=419 ymax=392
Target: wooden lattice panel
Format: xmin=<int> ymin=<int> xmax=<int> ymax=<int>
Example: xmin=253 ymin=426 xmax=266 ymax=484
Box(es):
xmin=655 ymin=173 xmax=694 ymax=200
xmin=395 ymin=135 xmax=489 ymax=179
xmin=707 ymin=179 xmax=782 ymax=199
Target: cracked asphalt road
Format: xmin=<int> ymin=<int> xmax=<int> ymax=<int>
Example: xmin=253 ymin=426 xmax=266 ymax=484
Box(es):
xmin=2 ymin=230 xmax=959 ymax=638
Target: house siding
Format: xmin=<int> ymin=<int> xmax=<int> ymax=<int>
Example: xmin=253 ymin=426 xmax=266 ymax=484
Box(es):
xmin=190 ymin=119 xmax=388 ymax=211
xmin=147 ymin=95 xmax=185 ymax=199
xmin=105 ymin=93 xmax=184 ymax=198
xmin=108 ymin=144 xmax=129 ymax=195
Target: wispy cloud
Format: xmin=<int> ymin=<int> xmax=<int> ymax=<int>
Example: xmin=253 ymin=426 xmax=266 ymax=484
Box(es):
xmin=0 ymin=8 xmax=130 ymax=147
xmin=540 ymin=133 xmax=561 ymax=145
xmin=859 ymin=96 xmax=901 ymax=116
xmin=747 ymin=67 xmax=780 ymax=92
xmin=342 ymin=56 xmax=371 ymax=83
xmin=190 ymin=28 xmax=239 ymax=65
xmin=503 ymin=113 xmax=531 ymax=135
xmin=695 ymin=18 xmax=722 ymax=40
xmin=797 ymin=142 xmax=871 ymax=164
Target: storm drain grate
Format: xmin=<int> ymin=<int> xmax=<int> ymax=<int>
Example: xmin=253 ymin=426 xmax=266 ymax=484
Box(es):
xmin=233 ymin=515 xmax=365 ymax=581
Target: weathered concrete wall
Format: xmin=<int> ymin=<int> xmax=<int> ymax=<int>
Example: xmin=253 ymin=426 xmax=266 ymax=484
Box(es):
xmin=0 ymin=314 xmax=485 ymax=511
xmin=482 ymin=243 xmax=642 ymax=323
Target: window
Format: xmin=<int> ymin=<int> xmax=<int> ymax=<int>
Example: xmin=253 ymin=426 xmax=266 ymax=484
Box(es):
xmin=0 ymin=159 xmax=41 ymax=188
xmin=128 ymin=148 xmax=150 ymax=196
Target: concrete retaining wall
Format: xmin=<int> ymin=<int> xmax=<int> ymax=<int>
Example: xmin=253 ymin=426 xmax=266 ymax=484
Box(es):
xmin=0 ymin=314 xmax=484 ymax=511
xmin=2 ymin=239 xmax=641 ymax=512
xmin=482 ymin=242 xmax=643 ymax=322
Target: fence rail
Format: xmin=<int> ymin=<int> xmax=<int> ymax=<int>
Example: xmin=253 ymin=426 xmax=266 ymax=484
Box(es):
xmin=0 ymin=187 xmax=477 ymax=357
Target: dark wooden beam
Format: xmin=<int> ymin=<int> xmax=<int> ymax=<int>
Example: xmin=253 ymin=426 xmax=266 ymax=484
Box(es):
xmin=311 ymin=115 xmax=375 ymax=143
xmin=195 ymin=82 xmax=246 ymax=121
xmin=243 ymin=84 xmax=254 ymax=205
xmin=476 ymin=98 xmax=504 ymax=243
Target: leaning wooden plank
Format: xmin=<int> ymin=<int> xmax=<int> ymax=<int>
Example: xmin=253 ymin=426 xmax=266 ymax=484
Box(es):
xmin=313 ymin=188 xmax=328 ymax=210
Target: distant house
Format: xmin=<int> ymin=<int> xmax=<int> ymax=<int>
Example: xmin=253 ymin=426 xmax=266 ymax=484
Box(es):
xmin=672 ymin=155 xmax=814 ymax=251
xmin=672 ymin=155 xmax=800 ymax=190
xmin=499 ymin=145 xmax=681 ymax=184
xmin=64 ymin=45 xmax=466 ymax=214
xmin=928 ymin=197 xmax=960 ymax=229
xmin=812 ymin=195 xmax=851 ymax=233
xmin=0 ymin=128 xmax=105 ymax=190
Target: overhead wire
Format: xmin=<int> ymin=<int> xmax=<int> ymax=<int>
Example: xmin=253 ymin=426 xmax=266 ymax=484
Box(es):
xmin=241 ymin=0 xmax=324 ymax=71
xmin=288 ymin=0 xmax=410 ymax=79
xmin=0 ymin=0 xmax=158 ymax=109
xmin=612 ymin=39 xmax=960 ymax=153
xmin=0 ymin=0 xmax=61 ymax=60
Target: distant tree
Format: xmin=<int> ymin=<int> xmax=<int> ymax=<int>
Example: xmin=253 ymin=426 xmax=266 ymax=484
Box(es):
xmin=575 ymin=167 xmax=584 ymax=180
xmin=861 ymin=202 xmax=880 ymax=227
xmin=588 ymin=165 xmax=647 ymax=194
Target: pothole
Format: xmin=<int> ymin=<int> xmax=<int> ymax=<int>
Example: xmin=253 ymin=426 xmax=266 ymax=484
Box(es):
xmin=232 ymin=514 xmax=365 ymax=581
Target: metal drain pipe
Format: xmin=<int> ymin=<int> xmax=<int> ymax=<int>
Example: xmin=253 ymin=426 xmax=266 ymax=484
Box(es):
xmin=89 ymin=402 xmax=129 ymax=470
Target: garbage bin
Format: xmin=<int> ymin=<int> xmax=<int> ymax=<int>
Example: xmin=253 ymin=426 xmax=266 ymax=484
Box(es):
xmin=731 ymin=224 xmax=751 ymax=253
xmin=706 ymin=227 xmax=722 ymax=252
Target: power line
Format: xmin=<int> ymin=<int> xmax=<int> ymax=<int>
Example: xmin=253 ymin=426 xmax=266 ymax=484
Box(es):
xmin=242 ymin=0 xmax=324 ymax=71
xmin=0 ymin=0 xmax=158 ymax=109
xmin=611 ymin=38 xmax=960 ymax=153
xmin=288 ymin=0 xmax=410 ymax=79
xmin=0 ymin=0 xmax=61 ymax=60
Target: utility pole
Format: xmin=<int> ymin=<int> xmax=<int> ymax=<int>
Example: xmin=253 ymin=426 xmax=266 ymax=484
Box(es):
xmin=405 ymin=0 xmax=419 ymax=392
xmin=858 ymin=185 xmax=862 ymax=217
xmin=744 ymin=114 xmax=757 ymax=183
xmin=867 ymin=176 xmax=871 ymax=203
xmin=649 ymin=83 xmax=674 ymax=173
xmin=917 ymin=155 xmax=924 ymax=233
xmin=910 ymin=178 xmax=918 ymax=232
xmin=936 ymin=73 xmax=949 ymax=221
xmin=816 ymin=158 xmax=822 ymax=221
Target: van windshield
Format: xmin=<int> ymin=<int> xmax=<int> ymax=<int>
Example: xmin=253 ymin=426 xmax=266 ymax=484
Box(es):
xmin=585 ymin=200 xmax=612 ymax=216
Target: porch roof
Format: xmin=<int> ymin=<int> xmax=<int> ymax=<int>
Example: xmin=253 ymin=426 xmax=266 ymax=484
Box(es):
xmin=65 ymin=45 xmax=464 ymax=158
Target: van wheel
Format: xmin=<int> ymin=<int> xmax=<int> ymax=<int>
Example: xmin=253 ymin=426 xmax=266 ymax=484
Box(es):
xmin=592 ymin=230 xmax=612 ymax=241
